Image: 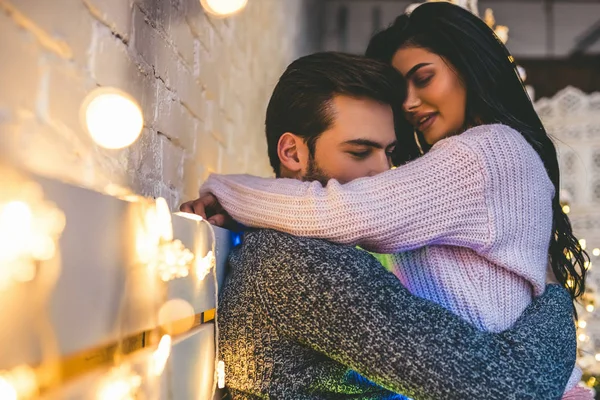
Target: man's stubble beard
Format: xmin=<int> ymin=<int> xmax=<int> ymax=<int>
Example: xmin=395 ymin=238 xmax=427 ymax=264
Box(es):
xmin=302 ymin=155 xmax=331 ymax=186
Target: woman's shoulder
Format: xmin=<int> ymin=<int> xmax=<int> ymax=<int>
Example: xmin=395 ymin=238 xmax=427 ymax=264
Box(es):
xmin=438 ymin=123 xmax=537 ymax=160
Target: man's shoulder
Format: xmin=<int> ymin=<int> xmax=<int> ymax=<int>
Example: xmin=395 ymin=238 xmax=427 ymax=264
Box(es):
xmin=235 ymin=229 xmax=368 ymax=271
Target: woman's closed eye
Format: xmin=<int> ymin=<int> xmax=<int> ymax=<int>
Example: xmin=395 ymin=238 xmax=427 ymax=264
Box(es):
xmin=414 ymin=75 xmax=433 ymax=88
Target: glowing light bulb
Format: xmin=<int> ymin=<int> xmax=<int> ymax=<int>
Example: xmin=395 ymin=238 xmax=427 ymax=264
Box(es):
xmin=586 ymin=304 xmax=595 ymax=313
xmin=585 ymin=261 xmax=592 ymax=270
xmin=96 ymin=366 xmax=141 ymax=400
xmin=195 ymin=250 xmax=215 ymax=281
xmin=155 ymin=197 xmax=173 ymax=242
xmin=578 ymin=333 xmax=588 ymax=342
xmin=200 ymin=0 xmax=248 ymax=17
xmin=595 ymin=354 xmax=600 ymax=362
xmin=562 ymin=205 xmax=571 ymax=214
xmin=580 ymin=239 xmax=587 ymax=250
xmin=158 ymin=299 xmax=195 ymax=336
xmin=82 ymin=88 xmax=143 ymax=149
xmin=494 ymin=25 xmax=509 ymax=44
xmin=0 ymin=377 xmax=17 ymax=400
xmin=579 ymin=320 xmax=588 ymax=329
xmin=566 ymin=279 xmax=574 ymax=288
xmin=217 ymin=361 xmax=225 ymax=389
xmin=150 ymin=335 xmax=172 ymax=377
xmin=593 ymin=248 xmax=600 ymax=257
xmin=0 ymin=365 xmax=38 ymax=399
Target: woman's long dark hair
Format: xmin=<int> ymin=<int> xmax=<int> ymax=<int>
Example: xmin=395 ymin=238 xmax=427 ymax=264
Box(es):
xmin=366 ymin=2 xmax=587 ymax=301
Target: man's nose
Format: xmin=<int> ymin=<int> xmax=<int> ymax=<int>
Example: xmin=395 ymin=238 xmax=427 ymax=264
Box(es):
xmin=369 ymin=152 xmax=392 ymax=175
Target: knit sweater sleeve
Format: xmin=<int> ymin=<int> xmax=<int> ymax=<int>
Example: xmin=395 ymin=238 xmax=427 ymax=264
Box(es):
xmin=247 ymin=230 xmax=575 ymax=400
xmin=201 ymin=129 xmax=493 ymax=254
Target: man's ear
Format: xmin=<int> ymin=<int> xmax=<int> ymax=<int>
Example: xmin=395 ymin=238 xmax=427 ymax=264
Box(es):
xmin=277 ymin=133 xmax=309 ymax=177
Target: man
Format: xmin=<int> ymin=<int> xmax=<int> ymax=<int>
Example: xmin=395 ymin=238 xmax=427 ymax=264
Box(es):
xmin=181 ymin=53 xmax=576 ymax=399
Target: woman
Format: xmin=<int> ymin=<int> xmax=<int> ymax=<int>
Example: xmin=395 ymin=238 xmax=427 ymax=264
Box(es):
xmin=195 ymin=3 xmax=589 ymax=397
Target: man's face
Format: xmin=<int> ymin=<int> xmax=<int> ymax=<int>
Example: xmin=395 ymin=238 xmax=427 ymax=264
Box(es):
xmin=302 ymin=95 xmax=397 ymax=185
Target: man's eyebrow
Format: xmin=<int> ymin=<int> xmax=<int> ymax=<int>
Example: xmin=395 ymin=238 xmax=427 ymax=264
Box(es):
xmin=342 ymin=139 xmax=397 ymax=149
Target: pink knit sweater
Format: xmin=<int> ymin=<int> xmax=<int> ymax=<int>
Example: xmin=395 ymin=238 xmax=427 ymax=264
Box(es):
xmin=201 ymin=124 xmax=581 ymax=388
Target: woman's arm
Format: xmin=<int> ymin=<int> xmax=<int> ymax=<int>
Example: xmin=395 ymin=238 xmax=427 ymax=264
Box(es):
xmin=202 ymin=134 xmax=491 ymax=253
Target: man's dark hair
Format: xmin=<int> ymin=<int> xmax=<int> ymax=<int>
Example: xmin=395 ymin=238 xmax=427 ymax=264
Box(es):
xmin=265 ymin=52 xmax=417 ymax=175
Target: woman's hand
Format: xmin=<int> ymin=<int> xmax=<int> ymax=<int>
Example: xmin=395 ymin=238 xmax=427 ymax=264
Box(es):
xmin=179 ymin=194 xmax=236 ymax=229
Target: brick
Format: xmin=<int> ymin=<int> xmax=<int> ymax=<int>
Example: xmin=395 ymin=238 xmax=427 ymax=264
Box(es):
xmin=46 ymin=57 xmax=96 ymax=143
xmin=182 ymin=155 xmax=203 ymax=199
xmin=160 ymin=134 xmax=184 ymax=187
xmin=155 ymin=98 xmax=198 ymax=152
xmin=7 ymin=0 xmax=93 ymax=66
xmin=83 ymin=0 xmax=132 ymax=41
xmin=132 ymin=6 xmax=181 ymax=88
xmin=0 ymin=11 xmax=40 ymax=112
xmin=196 ymin=129 xmax=220 ymax=173
xmin=166 ymin=1 xmax=196 ymax=68
xmin=92 ymin=23 xmax=158 ymax=127
xmin=174 ymin=65 xmax=204 ymax=121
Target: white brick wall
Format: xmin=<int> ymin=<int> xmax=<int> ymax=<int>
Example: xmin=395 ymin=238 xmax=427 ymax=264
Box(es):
xmin=0 ymin=0 xmax=316 ymax=209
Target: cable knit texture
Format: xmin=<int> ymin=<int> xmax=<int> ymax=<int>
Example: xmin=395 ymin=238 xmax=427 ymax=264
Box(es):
xmin=219 ymin=230 xmax=576 ymax=399
xmin=202 ymin=124 xmax=582 ymax=389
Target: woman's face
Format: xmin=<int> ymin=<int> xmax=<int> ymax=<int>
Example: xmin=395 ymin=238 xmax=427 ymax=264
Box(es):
xmin=392 ymin=46 xmax=467 ymax=145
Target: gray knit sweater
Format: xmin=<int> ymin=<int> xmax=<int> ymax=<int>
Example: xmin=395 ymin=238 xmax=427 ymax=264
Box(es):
xmin=218 ymin=229 xmax=576 ymax=400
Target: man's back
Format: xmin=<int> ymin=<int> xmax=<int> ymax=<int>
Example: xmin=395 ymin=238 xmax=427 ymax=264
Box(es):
xmin=219 ymin=229 xmax=400 ymax=399
xmin=218 ymin=229 xmax=576 ymax=400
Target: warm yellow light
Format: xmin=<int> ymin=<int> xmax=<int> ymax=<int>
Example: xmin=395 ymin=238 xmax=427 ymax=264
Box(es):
xmin=155 ymin=197 xmax=173 ymax=242
xmin=195 ymin=250 xmax=215 ymax=281
xmin=566 ymin=278 xmax=574 ymax=288
xmin=595 ymin=354 xmax=600 ymax=362
xmin=580 ymin=239 xmax=587 ymax=250
xmin=494 ymin=25 xmax=509 ymax=44
xmin=593 ymin=248 xmax=600 ymax=257
xmin=586 ymin=304 xmax=595 ymax=313
xmin=588 ymin=377 xmax=597 ymax=387
xmin=96 ymin=366 xmax=141 ymax=400
xmin=217 ymin=361 xmax=225 ymax=389
xmin=585 ymin=261 xmax=592 ymax=270
xmin=200 ymin=0 xmax=248 ymax=17
xmin=158 ymin=299 xmax=195 ymax=336
xmin=0 ymin=193 xmax=65 ymax=288
xmin=579 ymin=320 xmax=588 ymax=329
xmin=0 ymin=377 xmax=17 ymax=400
xmin=579 ymin=333 xmax=588 ymax=342
xmin=0 ymin=365 xmax=38 ymax=399
xmin=150 ymin=335 xmax=172 ymax=377
xmin=82 ymin=88 xmax=143 ymax=149
xmin=562 ymin=205 xmax=571 ymax=214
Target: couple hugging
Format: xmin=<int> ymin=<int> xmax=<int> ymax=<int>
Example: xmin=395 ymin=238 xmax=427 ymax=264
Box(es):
xmin=181 ymin=3 xmax=590 ymax=399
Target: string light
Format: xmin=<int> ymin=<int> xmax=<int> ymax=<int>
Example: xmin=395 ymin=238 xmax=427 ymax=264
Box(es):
xmin=138 ymin=198 xmax=195 ymax=281
xmin=217 ymin=361 xmax=225 ymax=389
xmin=579 ymin=333 xmax=589 ymax=342
xmin=158 ymin=299 xmax=195 ymax=336
xmin=580 ymin=239 xmax=587 ymax=251
xmin=563 ymin=205 xmax=571 ymax=214
xmin=0 ymin=365 xmax=38 ymax=399
xmin=0 ymin=179 xmax=65 ymax=289
xmin=200 ymin=0 xmax=248 ymax=17
xmin=81 ymin=87 xmax=143 ymax=150
xmin=150 ymin=335 xmax=172 ymax=377
xmin=593 ymin=248 xmax=600 ymax=257
xmin=195 ymin=250 xmax=215 ymax=281
xmin=579 ymin=320 xmax=588 ymax=329
xmin=587 ymin=304 xmax=595 ymax=313
xmin=96 ymin=366 xmax=141 ymax=400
